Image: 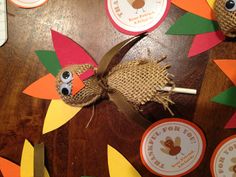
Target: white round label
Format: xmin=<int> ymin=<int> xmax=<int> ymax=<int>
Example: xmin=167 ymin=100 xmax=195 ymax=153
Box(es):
xmin=105 ymin=0 xmax=170 ymax=35
xmin=140 ymin=118 xmax=206 ymax=176
xmin=211 ymin=135 xmax=236 ymax=177
xmin=10 ymin=0 xmax=48 ymax=8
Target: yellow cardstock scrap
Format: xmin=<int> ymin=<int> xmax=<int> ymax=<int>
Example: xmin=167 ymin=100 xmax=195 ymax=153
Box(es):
xmin=20 ymin=140 xmax=50 ymax=177
xmin=108 ymin=145 xmax=141 ymax=177
xmin=43 ymin=99 xmax=82 ymax=134
xmin=207 ymin=0 xmax=216 ymax=9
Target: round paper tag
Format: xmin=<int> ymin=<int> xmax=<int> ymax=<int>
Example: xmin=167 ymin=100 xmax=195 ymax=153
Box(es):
xmin=9 ymin=0 xmax=48 ymax=8
xmin=211 ymin=135 xmax=236 ymax=177
xmin=105 ymin=0 xmax=171 ymax=35
xmin=140 ymin=118 xmax=206 ymax=177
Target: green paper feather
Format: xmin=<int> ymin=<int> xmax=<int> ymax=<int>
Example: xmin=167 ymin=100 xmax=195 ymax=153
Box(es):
xmin=35 ymin=50 xmax=62 ymax=77
xmin=211 ymin=87 xmax=236 ymax=108
xmin=166 ymin=13 xmax=220 ymax=35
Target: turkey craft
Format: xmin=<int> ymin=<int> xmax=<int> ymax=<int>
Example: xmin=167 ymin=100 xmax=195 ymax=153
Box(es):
xmin=23 ymin=30 xmax=196 ymax=134
xmin=56 ymin=59 xmax=173 ymax=112
xmin=211 ymin=60 xmax=236 ymax=129
xmin=167 ymin=0 xmax=236 ymax=57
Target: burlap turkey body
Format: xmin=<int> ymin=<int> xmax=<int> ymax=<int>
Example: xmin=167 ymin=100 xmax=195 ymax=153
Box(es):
xmin=214 ymin=0 xmax=236 ymax=37
xmin=57 ymin=59 xmax=174 ymax=113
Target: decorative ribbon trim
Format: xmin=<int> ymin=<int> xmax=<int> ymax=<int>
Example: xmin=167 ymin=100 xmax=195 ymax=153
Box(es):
xmin=96 ymin=33 xmax=150 ymax=128
xmin=34 ymin=143 xmax=45 ymax=177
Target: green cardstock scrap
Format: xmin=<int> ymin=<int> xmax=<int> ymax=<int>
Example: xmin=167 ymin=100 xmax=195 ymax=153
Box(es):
xmin=166 ymin=13 xmax=219 ymax=35
xmin=35 ymin=50 xmax=62 ymax=77
xmin=211 ymin=87 xmax=236 ymax=108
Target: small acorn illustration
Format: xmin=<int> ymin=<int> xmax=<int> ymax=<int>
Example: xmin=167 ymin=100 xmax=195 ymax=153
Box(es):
xmin=127 ymin=0 xmax=145 ymax=12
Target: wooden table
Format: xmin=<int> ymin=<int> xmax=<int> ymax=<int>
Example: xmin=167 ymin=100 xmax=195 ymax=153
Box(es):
xmin=0 ymin=0 xmax=235 ymax=176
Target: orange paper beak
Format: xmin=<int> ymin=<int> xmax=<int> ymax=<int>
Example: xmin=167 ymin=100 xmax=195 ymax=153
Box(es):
xmin=72 ymin=73 xmax=85 ymax=96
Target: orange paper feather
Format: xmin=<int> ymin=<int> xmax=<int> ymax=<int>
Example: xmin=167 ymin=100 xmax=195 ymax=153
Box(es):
xmin=23 ymin=73 xmax=60 ymax=100
xmin=0 ymin=157 xmax=20 ymax=177
xmin=172 ymin=0 xmax=215 ymax=20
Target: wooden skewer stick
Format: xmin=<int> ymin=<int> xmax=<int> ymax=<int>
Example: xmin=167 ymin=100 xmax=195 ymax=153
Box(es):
xmin=160 ymin=86 xmax=197 ymax=95
xmin=0 ymin=0 xmax=7 ymax=46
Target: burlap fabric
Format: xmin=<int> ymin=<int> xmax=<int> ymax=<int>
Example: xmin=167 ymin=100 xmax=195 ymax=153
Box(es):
xmin=214 ymin=0 xmax=236 ymax=37
xmin=56 ymin=59 xmax=174 ymax=113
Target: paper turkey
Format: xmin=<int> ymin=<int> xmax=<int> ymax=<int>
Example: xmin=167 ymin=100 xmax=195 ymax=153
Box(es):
xmin=23 ymin=30 xmax=174 ymax=134
xmin=167 ymin=0 xmax=236 ymax=57
xmin=212 ymin=60 xmax=236 ymax=129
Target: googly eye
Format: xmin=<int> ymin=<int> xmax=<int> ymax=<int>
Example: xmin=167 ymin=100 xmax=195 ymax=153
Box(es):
xmin=225 ymin=0 xmax=236 ymax=11
xmin=60 ymin=83 xmax=71 ymax=96
xmin=61 ymin=71 xmax=73 ymax=83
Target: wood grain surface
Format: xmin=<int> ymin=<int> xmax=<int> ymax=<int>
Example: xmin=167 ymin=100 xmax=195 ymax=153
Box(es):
xmin=0 ymin=0 xmax=235 ymax=177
